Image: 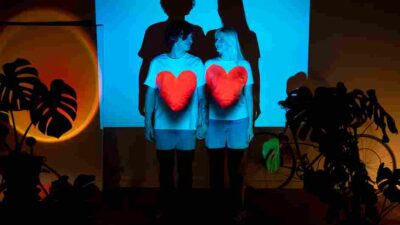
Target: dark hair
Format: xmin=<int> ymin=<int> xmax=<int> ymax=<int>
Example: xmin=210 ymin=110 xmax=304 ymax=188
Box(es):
xmin=164 ymin=20 xmax=193 ymax=49
xmin=160 ymin=0 xmax=195 ymax=16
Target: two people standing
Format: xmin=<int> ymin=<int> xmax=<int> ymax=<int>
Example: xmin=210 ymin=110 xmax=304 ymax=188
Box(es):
xmin=144 ymin=20 xmax=254 ymax=220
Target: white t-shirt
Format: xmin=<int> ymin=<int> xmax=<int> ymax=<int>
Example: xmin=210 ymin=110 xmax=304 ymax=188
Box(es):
xmin=205 ymin=58 xmax=254 ymax=120
xmin=145 ymin=53 xmax=205 ymax=130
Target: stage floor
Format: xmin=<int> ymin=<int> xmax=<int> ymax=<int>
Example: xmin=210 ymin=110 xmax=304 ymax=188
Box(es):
xmin=96 ymin=188 xmax=400 ymax=225
xmin=1 ymin=188 xmax=399 ymax=225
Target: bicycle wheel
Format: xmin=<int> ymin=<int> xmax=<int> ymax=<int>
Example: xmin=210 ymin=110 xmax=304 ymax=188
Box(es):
xmin=244 ymin=132 xmax=296 ymax=189
xmin=357 ymin=134 xmax=396 ymax=188
xmin=286 ymin=141 xmax=323 ymax=182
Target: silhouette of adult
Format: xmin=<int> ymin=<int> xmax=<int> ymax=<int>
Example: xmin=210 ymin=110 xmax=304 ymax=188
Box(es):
xmin=204 ymin=0 xmax=261 ymax=121
xmin=138 ymin=0 xmax=206 ymax=116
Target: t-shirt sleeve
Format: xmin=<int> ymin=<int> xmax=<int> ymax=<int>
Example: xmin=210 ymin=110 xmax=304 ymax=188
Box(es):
xmin=244 ymin=61 xmax=254 ymax=86
xmin=144 ymin=59 xmax=158 ymax=88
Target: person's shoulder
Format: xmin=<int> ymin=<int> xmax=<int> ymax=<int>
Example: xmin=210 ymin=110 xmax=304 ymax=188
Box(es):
xmin=186 ymin=53 xmax=202 ymax=61
xmin=185 ymin=53 xmax=203 ymax=65
xmin=151 ymin=53 xmax=168 ymax=63
xmin=186 ymin=21 xmax=203 ymax=32
xmin=238 ymin=59 xmax=251 ymax=68
xmin=145 ymin=21 xmax=168 ymax=33
xmin=249 ymin=30 xmax=258 ymax=39
xmin=205 ymin=57 xmax=220 ymax=67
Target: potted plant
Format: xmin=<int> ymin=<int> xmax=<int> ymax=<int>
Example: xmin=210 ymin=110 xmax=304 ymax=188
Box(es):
xmin=279 ymin=82 xmax=398 ymax=225
xmin=0 ymin=58 xmax=77 ymax=207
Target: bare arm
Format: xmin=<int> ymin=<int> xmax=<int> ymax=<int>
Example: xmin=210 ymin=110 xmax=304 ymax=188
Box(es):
xmin=196 ymin=85 xmax=208 ymax=139
xmin=197 ymin=85 xmax=207 ymax=125
xmin=244 ymin=85 xmax=254 ymax=141
xmin=144 ymin=87 xmax=155 ymax=141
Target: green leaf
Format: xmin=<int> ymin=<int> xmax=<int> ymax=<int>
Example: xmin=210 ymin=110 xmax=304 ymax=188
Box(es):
xmin=262 ymin=137 xmax=281 ymax=173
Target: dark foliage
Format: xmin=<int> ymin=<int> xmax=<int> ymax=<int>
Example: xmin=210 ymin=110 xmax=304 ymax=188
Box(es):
xmin=279 ymin=82 xmax=398 ymax=224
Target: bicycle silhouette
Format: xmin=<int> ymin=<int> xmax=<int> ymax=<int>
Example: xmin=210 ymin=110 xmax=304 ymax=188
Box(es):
xmin=245 ymin=121 xmax=396 ymax=190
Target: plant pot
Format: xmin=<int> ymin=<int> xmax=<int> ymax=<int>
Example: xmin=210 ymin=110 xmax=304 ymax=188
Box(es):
xmin=0 ymin=152 xmax=44 ymax=207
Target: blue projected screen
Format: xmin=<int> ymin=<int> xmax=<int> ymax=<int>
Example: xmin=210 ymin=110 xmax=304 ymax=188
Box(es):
xmin=95 ymin=0 xmax=310 ymax=127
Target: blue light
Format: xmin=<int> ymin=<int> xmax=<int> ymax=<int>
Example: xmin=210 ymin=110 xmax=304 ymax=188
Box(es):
xmin=96 ymin=0 xmax=310 ymax=127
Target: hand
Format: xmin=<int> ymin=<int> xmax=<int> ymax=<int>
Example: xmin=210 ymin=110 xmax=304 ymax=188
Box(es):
xmin=145 ymin=122 xmax=154 ymax=142
xmin=196 ymin=123 xmax=208 ymax=140
xmin=248 ymin=126 xmax=254 ymax=142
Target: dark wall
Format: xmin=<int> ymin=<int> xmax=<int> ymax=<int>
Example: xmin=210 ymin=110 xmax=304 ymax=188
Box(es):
xmin=1 ymin=0 xmax=399 ymax=188
xmin=0 ymin=0 xmax=94 ymax=21
xmin=308 ymin=0 xmax=400 ymax=158
xmin=0 ymin=0 xmax=102 ymax=188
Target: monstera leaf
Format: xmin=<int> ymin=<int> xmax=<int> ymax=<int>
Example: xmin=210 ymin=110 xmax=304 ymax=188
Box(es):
xmin=0 ymin=58 xmax=39 ymax=110
xmin=279 ymin=81 xmax=398 ymax=225
xmin=366 ymin=90 xmax=398 ymax=143
xmin=30 ymin=79 xmax=77 ymax=138
xmin=377 ymin=163 xmax=400 ymax=203
xmin=280 ymin=83 xmax=398 ymax=145
xmin=347 ymin=89 xmax=369 ymax=129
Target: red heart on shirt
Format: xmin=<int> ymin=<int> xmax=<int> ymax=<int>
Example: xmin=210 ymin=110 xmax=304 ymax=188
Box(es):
xmin=206 ymin=64 xmax=248 ymax=108
xmin=156 ymin=71 xmax=197 ymax=112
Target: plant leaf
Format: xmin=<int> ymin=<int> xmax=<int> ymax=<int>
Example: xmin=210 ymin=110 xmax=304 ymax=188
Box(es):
xmin=0 ymin=58 xmax=39 ymax=110
xmin=30 ymin=79 xmax=77 ymax=138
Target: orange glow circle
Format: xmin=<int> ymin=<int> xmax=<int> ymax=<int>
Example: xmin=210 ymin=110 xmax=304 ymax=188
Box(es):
xmin=0 ymin=8 xmax=99 ymax=143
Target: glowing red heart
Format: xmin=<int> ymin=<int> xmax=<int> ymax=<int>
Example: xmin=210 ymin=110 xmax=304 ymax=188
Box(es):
xmin=206 ymin=64 xmax=248 ymax=108
xmin=156 ymin=71 xmax=197 ymax=112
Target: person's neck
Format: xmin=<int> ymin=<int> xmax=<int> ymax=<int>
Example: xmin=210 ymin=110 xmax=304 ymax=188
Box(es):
xmin=168 ymin=15 xmax=185 ymax=21
xmin=219 ymin=53 xmax=235 ymax=61
xmin=168 ymin=48 xmax=186 ymax=59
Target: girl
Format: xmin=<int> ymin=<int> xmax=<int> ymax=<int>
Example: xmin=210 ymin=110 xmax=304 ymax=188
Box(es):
xmin=205 ymin=27 xmax=254 ymax=214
